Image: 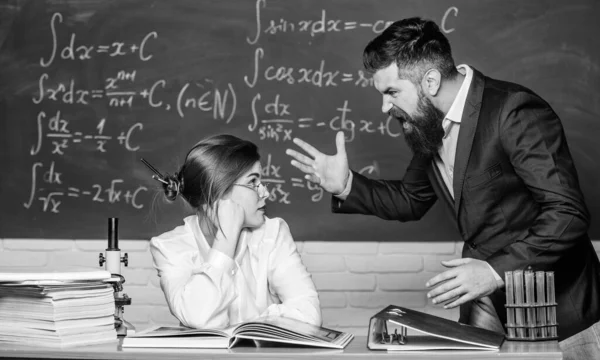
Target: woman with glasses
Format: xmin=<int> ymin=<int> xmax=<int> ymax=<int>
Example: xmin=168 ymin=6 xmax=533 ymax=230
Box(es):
xmin=148 ymin=134 xmax=321 ymax=329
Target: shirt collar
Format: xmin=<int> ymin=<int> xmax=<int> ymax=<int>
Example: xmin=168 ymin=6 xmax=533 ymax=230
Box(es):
xmin=442 ymin=64 xmax=473 ymax=135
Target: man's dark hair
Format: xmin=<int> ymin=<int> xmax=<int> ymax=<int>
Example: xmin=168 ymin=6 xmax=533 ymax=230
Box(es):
xmin=363 ymin=17 xmax=458 ymax=84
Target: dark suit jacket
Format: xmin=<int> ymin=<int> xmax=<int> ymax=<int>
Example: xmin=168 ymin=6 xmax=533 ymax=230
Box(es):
xmin=334 ymin=67 xmax=600 ymax=341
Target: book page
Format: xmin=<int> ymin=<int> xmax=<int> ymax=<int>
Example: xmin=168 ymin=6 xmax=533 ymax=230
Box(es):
xmin=122 ymin=335 xmax=230 ymax=349
xmin=130 ymin=325 xmax=234 ymax=338
xmin=233 ymin=316 xmax=354 ymax=348
xmin=0 ymin=267 xmax=111 ymax=282
xmin=236 ymin=316 xmax=343 ymax=341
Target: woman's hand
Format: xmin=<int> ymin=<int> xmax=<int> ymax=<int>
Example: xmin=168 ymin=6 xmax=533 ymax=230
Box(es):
xmin=211 ymin=198 xmax=245 ymax=258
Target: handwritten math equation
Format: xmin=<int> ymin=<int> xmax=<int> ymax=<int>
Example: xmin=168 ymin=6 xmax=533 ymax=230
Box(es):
xmin=24 ymin=162 xmax=147 ymax=213
xmin=24 ymin=2 xmax=461 ymax=213
xmin=31 ymin=112 xmax=142 ymax=155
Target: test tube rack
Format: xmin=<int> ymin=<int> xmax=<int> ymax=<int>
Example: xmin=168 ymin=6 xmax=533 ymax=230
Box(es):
xmin=504 ymin=270 xmax=558 ymax=341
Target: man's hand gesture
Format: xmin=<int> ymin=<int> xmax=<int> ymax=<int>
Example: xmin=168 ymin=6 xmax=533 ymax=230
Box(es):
xmin=286 ymin=131 xmax=350 ymax=195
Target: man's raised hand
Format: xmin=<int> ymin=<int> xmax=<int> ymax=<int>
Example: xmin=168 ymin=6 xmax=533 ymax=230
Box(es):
xmin=286 ymin=131 xmax=350 ymax=195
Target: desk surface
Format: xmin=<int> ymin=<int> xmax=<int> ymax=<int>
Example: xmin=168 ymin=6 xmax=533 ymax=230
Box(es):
xmin=0 ymin=336 xmax=562 ymax=360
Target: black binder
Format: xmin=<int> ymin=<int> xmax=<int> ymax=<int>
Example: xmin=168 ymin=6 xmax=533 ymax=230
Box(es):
xmin=367 ymin=305 xmax=505 ymax=351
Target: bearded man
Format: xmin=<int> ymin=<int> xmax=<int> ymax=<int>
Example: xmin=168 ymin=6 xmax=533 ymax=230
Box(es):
xmin=286 ymin=17 xmax=600 ymax=360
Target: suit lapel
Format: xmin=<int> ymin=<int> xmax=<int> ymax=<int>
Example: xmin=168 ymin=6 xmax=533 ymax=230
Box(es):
xmin=431 ymin=158 xmax=455 ymax=209
xmin=453 ymin=68 xmax=485 ymax=215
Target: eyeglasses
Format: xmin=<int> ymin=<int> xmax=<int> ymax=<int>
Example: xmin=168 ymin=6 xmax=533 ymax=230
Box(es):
xmin=233 ymin=181 xmax=269 ymax=197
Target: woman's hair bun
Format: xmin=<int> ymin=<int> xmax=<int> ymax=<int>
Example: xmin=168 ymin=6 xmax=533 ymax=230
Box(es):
xmin=163 ymin=173 xmax=183 ymax=202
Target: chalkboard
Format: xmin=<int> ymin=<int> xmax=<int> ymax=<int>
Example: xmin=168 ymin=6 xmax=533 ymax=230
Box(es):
xmin=1 ymin=0 xmax=599 ymax=241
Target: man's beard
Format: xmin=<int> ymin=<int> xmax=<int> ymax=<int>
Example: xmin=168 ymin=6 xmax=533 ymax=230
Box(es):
xmin=390 ymin=94 xmax=445 ymax=157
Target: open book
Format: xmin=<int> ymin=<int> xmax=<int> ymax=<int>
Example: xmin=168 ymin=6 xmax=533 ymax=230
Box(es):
xmin=368 ymin=305 xmax=505 ymax=351
xmin=122 ymin=316 xmax=354 ymax=349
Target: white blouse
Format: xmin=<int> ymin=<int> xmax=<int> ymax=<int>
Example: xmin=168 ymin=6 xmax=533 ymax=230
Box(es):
xmin=150 ymin=215 xmax=322 ymax=329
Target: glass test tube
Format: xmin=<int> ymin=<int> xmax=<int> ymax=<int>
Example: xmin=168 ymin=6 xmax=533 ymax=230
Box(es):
xmin=505 ymin=271 xmax=516 ymax=338
xmin=546 ymin=271 xmax=557 ymax=338
xmin=524 ymin=270 xmax=536 ymax=339
xmin=535 ymin=271 xmax=547 ymax=338
xmin=514 ymin=270 xmax=526 ymax=338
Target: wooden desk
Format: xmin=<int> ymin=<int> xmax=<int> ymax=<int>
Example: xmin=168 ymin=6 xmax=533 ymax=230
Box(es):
xmin=0 ymin=336 xmax=562 ymax=359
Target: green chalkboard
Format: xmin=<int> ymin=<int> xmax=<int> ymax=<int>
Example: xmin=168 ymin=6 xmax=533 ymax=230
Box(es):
xmin=1 ymin=0 xmax=599 ymax=240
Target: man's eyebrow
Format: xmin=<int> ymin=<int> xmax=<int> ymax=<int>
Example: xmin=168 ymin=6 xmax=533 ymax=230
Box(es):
xmin=245 ymin=172 xmax=260 ymax=179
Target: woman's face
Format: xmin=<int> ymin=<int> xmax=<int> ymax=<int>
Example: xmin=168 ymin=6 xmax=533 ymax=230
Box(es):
xmin=228 ymin=161 xmax=269 ymax=229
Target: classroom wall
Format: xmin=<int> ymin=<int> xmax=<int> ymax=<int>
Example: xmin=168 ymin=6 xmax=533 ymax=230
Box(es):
xmin=2 ymin=238 xmax=600 ymax=334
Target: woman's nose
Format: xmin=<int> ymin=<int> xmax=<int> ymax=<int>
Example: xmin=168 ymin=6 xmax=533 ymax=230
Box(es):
xmin=260 ymin=184 xmax=270 ymax=199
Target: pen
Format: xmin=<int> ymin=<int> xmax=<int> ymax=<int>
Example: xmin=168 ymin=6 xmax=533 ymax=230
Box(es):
xmin=140 ymin=158 xmax=169 ymax=185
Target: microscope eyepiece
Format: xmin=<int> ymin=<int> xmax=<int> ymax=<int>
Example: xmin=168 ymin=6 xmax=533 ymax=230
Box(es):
xmin=107 ymin=217 xmax=119 ymax=250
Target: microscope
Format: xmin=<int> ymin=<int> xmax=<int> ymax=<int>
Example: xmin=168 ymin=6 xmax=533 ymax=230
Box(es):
xmin=99 ymin=217 xmax=135 ymax=336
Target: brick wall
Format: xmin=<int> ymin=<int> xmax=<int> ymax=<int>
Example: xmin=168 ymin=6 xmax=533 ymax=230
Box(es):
xmin=2 ymin=238 xmax=599 ymax=335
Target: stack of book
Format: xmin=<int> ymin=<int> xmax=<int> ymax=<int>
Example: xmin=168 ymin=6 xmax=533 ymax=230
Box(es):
xmin=0 ymin=267 xmax=118 ymax=348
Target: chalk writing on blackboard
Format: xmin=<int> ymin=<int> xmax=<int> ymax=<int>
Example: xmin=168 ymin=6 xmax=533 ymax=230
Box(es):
xmin=31 ymin=112 xmax=142 ymax=155
xmin=246 ymin=0 xmax=463 ymax=43
xmin=24 ymin=161 xmax=148 ymax=213
xmin=24 ymin=5 xmax=410 ymax=215
xmin=1 ymin=0 xmax=490 ymax=240
xmin=441 ymin=6 xmax=459 ymax=33
xmin=40 ymin=12 xmax=156 ymax=67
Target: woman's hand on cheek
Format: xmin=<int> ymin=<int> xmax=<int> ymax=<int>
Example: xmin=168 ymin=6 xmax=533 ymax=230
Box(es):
xmin=212 ymin=198 xmax=245 ymax=258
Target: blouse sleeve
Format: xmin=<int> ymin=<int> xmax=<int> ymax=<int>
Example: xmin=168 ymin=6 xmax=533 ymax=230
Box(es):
xmin=261 ymin=218 xmax=322 ymax=326
xmin=150 ymin=235 xmax=239 ymax=329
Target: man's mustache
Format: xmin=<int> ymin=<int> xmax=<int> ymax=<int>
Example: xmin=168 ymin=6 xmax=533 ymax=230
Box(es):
xmin=389 ymin=107 xmax=409 ymax=122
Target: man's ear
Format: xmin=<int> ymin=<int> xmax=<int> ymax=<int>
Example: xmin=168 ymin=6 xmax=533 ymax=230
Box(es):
xmin=421 ymin=69 xmax=441 ymax=96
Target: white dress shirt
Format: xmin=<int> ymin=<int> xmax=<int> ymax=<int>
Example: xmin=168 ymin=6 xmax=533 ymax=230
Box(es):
xmin=150 ymin=215 xmax=322 ymax=329
xmin=434 ymin=64 xmax=473 ymax=197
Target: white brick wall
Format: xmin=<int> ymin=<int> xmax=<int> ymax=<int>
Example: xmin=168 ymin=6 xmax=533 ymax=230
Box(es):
xmin=2 ymin=238 xmax=599 ymax=336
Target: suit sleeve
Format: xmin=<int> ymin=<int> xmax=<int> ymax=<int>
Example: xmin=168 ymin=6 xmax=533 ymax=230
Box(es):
xmin=487 ymin=91 xmax=590 ymax=275
xmin=261 ymin=219 xmax=322 ymax=326
xmin=332 ymin=154 xmax=438 ymax=221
